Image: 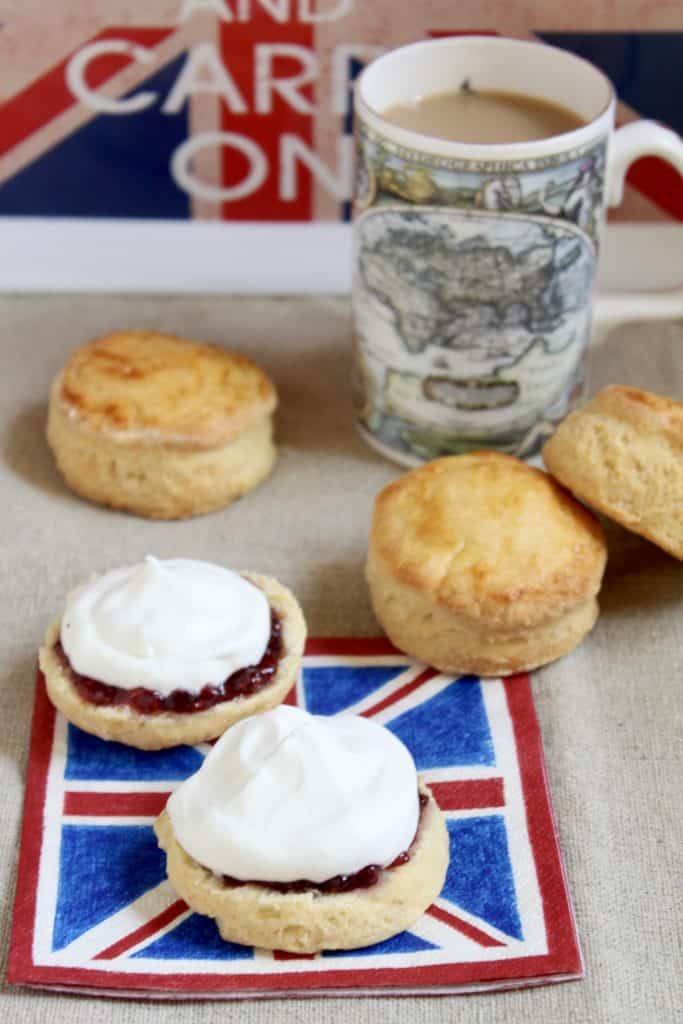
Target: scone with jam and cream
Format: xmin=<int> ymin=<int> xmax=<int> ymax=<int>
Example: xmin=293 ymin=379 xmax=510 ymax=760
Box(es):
xmin=155 ymin=705 xmax=449 ymax=953
xmin=39 ymin=557 xmax=305 ymax=750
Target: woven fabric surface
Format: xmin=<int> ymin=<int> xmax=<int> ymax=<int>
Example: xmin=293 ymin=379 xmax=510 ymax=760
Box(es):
xmin=0 ymin=295 xmax=681 ymax=1022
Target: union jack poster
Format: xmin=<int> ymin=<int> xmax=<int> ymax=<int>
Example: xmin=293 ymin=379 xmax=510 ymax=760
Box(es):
xmin=9 ymin=638 xmax=582 ymax=997
xmin=0 ymin=2 xmax=681 ymax=224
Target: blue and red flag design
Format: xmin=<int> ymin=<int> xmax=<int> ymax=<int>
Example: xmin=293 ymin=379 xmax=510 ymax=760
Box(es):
xmin=0 ymin=3 xmax=680 ymax=224
xmin=9 ymin=637 xmax=582 ymax=997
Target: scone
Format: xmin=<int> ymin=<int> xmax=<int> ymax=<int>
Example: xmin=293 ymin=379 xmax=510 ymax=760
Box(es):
xmin=46 ymin=330 xmax=277 ymax=519
xmin=155 ymin=706 xmax=449 ymax=953
xmin=39 ymin=557 xmax=306 ymax=750
xmin=543 ymin=385 xmax=683 ymax=560
xmin=366 ymin=451 xmax=607 ymax=676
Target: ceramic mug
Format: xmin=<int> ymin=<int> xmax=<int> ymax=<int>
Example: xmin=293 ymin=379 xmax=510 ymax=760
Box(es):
xmin=352 ymin=36 xmax=683 ymax=465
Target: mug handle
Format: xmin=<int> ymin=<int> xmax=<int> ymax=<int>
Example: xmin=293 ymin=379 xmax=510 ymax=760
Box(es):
xmin=593 ymin=120 xmax=683 ymax=342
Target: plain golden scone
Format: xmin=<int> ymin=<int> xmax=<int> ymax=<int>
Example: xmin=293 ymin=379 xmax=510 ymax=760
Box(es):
xmin=154 ymin=783 xmax=449 ymax=953
xmin=38 ymin=573 xmax=305 ymax=750
xmin=366 ymin=452 xmax=607 ymax=676
xmin=543 ymin=385 xmax=683 ymax=560
xmin=46 ymin=330 xmax=277 ymax=519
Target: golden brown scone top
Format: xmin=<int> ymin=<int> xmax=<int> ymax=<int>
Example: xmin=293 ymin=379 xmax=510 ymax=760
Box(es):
xmin=370 ymin=451 xmax=606 ymax=629
xmin=579 ymin=385 xmax=683 ymax=447
xmin=54 ymin=330 xmax=277 ymax=447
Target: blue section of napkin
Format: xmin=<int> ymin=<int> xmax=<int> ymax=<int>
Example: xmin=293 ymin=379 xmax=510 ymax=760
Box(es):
xmin=303 ymin=664 xmax=408 ymax=716
xmin=386 ymin=678 xmax=495 ymax=768
xmin=53 ymin=825 xmax=166 ymax=950
xmin=443 ymin=817 xmax=522 ymax=940
xmin=65 ymin=724 xmax=203 ymax=781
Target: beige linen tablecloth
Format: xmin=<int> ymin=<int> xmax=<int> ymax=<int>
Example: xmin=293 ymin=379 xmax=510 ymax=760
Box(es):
xmin=0 ymin=294 xmax=681 ymax=1023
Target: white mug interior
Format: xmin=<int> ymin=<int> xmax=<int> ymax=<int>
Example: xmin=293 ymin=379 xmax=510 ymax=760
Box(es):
xmin=357 ymin=36 xmax=615 ymax=158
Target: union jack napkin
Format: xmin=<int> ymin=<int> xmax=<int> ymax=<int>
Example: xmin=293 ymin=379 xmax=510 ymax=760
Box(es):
xmin=8 ymin=638 xmax=582 ymax=998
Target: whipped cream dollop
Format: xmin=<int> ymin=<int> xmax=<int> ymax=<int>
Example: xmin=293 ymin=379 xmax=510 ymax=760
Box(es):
xmin=60 ymin=557 xmax=270 ymax=695
xmin=167 ymin=705 xmax=420 ymax=883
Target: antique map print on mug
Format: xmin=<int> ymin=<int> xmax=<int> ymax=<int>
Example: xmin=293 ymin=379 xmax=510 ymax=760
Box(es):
xmin=9 ymin=639 xmax=581 ymax=998
xmin=354 ymin=207 xmax=594 ymax=461
xmin=352 ymin=131 xmax=605 ymax=463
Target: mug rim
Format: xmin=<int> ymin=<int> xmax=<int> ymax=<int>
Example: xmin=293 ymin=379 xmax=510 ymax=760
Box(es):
xmin=355 ymin=35 xmax=615 ymax=160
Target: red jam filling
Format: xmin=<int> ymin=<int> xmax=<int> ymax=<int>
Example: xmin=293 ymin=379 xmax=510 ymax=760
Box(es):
xmin=54 ymin=612 xmax=282 ymax=715
xmin=222 ymin=791 xmax=429 ymax=894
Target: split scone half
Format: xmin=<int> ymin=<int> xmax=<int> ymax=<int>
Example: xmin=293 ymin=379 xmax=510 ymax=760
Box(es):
xmin=39 ymin=558 xmax=306 ymax=750
xmin=367 ymin=451 xmax=607 ymax=676
xmin=47 ymin=329 xmax=277 ymax=519
xmin=543 ymin=385 xmax=683 ymax=560
xmin=155 ymin=706 xmax=449 ymax=954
